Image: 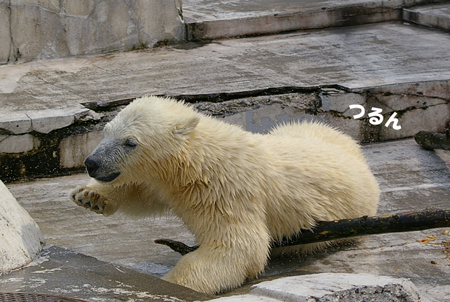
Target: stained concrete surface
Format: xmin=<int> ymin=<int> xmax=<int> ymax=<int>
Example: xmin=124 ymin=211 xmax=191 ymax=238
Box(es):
xmin=1 ymin=139 xmax=450 ymax=301
xmin=2 ymin=22 xmax=450 ymax=131
xmin=183 ymin=0 xmax=367 ymax=20
xmin=2 ymin=18 xmax=450 ymax=181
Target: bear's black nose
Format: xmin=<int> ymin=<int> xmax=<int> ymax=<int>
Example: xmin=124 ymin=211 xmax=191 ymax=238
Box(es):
xmin=84 ymin=156 xmax=99 ymax=177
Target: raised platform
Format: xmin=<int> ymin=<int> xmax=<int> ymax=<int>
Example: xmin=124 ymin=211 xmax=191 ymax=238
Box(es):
xmin=183 ymin=0 xmax=449 ymax=40
xmin=1 ymin=16 xmax=450 ymax=180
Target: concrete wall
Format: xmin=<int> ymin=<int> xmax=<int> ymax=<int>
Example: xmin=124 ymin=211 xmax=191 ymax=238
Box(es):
xmin=0 ymin=0 xmax=185 ymax=64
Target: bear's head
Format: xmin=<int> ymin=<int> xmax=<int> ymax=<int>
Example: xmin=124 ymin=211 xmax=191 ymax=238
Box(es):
xmin=84 ymin=96 xmax=200 ymax=184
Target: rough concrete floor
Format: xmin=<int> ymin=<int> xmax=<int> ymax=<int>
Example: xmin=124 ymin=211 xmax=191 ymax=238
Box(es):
xmin=2 ymin=22 xmax=450 ymax=118
xmin=1 ymin=139 xmax=450 ymax=301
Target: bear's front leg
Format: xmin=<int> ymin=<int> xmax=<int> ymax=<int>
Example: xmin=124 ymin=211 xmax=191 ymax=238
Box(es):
xmin=69 ymin=182 xmax=118 ymax=216
xmin=162 ymin=237 xmax=270 ymax=294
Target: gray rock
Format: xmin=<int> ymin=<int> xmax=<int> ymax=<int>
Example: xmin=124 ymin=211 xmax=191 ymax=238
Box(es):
xmin=213 ymin=273 xmax=420 ymax=302
xmin=0 ymin=180 xmax=45 ymax=274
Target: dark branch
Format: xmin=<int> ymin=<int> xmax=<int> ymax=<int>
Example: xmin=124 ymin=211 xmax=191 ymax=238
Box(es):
xmin=273 ymin=208 xmax=450 ymax=247
xmin=154 ymin=239 xmax=198 ymax=256
xmin=415 ymin=130 xmax=450 ymax=150
xmin=155 ymin=208 xmax=450 ymax=255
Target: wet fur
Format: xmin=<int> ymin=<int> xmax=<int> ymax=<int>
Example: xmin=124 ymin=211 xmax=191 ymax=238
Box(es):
xmin=70 ymin=96 xmax=380 ymax=294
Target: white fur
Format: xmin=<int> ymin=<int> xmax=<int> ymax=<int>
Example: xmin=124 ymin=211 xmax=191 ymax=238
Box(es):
xmin=70 ymin=96 xmax=380 ymax=294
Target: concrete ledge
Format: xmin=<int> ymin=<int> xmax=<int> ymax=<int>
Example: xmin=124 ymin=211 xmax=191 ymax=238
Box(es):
xmin=0 ymin=180 xmax=44 ymax=274
xmin=1 ymin=80 xmax=449 ymax=181
xmin=404 ymin=3 xmax=450 ymax=32
xmin=184 ymin=0 xmax=450 ymax=40
xmin=195 ymin=80 xmax=450 ymax=142
xmin=1 ymin=21 xmax=450 ymax=181
xmin=212 ymin=274 xmax=420 ymax=301
xmin=186 ymin=2 xmax=401 ymax=40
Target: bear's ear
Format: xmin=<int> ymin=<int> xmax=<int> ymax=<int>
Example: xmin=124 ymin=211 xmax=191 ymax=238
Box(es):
xmin=173 ymin=115 xmax=200 ymax=139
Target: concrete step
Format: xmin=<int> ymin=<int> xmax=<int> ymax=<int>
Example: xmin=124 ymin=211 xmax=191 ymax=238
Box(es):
xmin=183 ymin=0 xmax=450 ymax=40
xmin=404 ymin=3 xmax=450 ymax=32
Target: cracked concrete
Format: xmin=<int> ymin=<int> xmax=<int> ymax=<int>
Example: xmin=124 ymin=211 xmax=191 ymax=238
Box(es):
xmin=1 ymin=19 xmax=450 ymax=180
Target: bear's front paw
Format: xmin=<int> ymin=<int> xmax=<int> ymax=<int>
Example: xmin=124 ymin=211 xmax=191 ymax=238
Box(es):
xmin=69 ymin=186 xmax=117 ymax=216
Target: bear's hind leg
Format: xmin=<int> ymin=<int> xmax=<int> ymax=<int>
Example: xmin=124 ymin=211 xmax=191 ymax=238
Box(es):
xmin=162 ymin=241 xmax=269 ymax=294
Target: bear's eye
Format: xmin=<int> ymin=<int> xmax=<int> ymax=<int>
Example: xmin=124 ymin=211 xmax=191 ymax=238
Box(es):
xmin=124 ymin=138 xmax=138 ymax=149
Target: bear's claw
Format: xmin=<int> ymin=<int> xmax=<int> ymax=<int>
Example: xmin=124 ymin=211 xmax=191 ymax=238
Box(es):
xmin=69 ymin=186 xmax=109 ymax=215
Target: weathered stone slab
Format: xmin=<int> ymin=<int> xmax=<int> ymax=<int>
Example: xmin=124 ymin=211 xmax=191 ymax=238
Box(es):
xmin=26 ymin=107 xmax=90 ymax=134
xmin=0 ymin=180 xmax=44 ymax=274
xmin=212 ymin=274 xmax=420 ymax=301
xmin=320 ymin=90 xmax=366 ymax=117
xmin=193 ymin=92 xmax=320 ymax=133
xmin=0 ymin=246 xmax=212 ymax=302
xmin=364 ymin=80 xmax=450 ymax=113
xmin=380 ymin=102 xmax=450 ymax=141
xmin=0 ymin=111 xmax=32 ymax=135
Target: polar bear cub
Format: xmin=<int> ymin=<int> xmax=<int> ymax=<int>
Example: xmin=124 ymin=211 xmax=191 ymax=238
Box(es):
xmin=70 ymin=96 xmax=379 ymax=294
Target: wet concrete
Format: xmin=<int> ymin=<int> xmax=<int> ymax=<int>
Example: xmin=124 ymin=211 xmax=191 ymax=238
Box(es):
xmin=0 ymin=245 xmax=211 ymax=302
xmin=2 ymin=138 xmax=450 ymax=301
